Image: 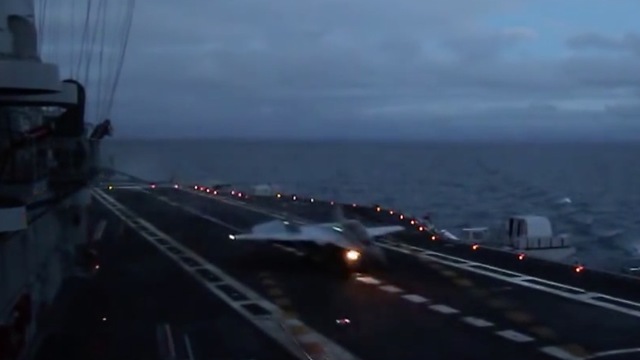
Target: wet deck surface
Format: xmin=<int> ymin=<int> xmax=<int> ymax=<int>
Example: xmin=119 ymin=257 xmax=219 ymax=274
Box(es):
xmin=36 ymin=183 xmax=640 ymax=360
xmin=33 ymin=200 xmax=297 ymax=360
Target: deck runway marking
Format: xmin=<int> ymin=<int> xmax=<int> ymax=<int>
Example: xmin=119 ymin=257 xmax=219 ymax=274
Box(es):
xmin=301 ymin=342 xmax=325 ymax=355
xmin=469 ymin=288 xmax=491 ymax=297
xmin=461 ymin=316 xmax=494 ymax=328
xmin=138 ymin=190 xmax=428 ymax=307
xmin=182 ymin=187 xmax=294 ymax=221
xmin=427 ymin=262 xmax=441 ymax=269
xmin=504 ymin=310 xmax=534 ymax=323
xmin=584 ymin=347 xmax=640 ymax=359
xmin=93 ymin=189 xmax=362 ymax=360
xmin=453 ymin=278 xmax=474 ymax=287
xmin=441 ymin=270 xmax=457 ymax=277
xmin=487 ymin=298 xmax=511 ymax=309
xmin=289 ymin=324 xmax=309 ymax=336
xmin=429 ymin=304 xmax=459 ymax=314
xmin=528 ymin=326 xmax=557 ymax=339
xmin=283 ymin=318 xmax=303 ymax=327
xmin=376 ymin=242 xmax=640 ymax=319
xmin=130 ymin=187 xmax=640 ymax=358
xmin=275 ymin=298 xmax=292 ymax=307
xmin=354 ymin=276 xmax=382 ymax=285
xmin=402 ymin=294 xmax=429 ymax=303
xmin=282 ymin=311 xmax=298 ymax=319
xmin=560 ymin=344 xmax=591 ymax=357
xmin=539 ymin=346 xmax=585 ymax=360
xmin=496 ymin=329 xmax=535 ymax=343
xmin=379 ymin=285 xmax=403 ymax=293
xmin=490 ymin=286 xmax=513 ymax=293
xmin=298 ymin=333 xmax=322 ymax=344
xmin=139 ymin=189 xmax=244 ymax=232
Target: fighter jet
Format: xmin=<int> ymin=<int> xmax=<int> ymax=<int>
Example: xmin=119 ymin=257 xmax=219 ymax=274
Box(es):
xmin=228 ymin=206 xmax=404 ymax=272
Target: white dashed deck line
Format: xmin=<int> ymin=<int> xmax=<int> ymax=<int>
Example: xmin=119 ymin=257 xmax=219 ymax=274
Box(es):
xmin=355 ymin=276 xmax=382 ymax=285
xmin=584 ymin=348 xmax=640 ymax=360
xmin=379 ymin=285 xmax=403 ymax=293
xmin=142 ymin=190 xmax=243 ymax=232
xmin=133 ymin=187 xmax=610 ymax=359
xmin=283 ymin=318 xmax=304 ymax=327
xmin=297 ymin=333 xmax=322 ymax=344
xmin=402 ymin=294 xmax=429 ymax=303
xmin=495 ymin=330 xmax=535 ymax=343
xmin=93 ymin=189 xmax=361 ymax=360
xmin=539 ymin=346 xmax=583 ymax=360
xmin=429 ymin=304 xmax=459 ymax=314
xmin=461 ymin=317 xmax=494 ymax=328
xmin=378 ymin=242 xmax=640 ymax=320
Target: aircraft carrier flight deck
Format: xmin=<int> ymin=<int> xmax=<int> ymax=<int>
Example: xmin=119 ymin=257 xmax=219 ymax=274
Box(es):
xmin=36 ymin=178 xmax=640 ymax=360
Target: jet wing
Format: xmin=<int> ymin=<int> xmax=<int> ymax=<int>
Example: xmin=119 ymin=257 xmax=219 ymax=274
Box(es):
xmin=315 ymin=222 xmax=405 ymax=239
xmin=364 ymin=225 xmax=405 ymax=238
xmin=230 ymin=220 xmax=344 ymax=245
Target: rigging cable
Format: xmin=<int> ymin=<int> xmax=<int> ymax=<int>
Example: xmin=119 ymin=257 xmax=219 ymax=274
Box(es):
xmin=76 ymin=0 xmax=92 ymax=79
xmin=96 ymin=0 xmax=108 ymax=121
xmin=99 ymin=2 xmax=121 ymax=119
xmin=82 ymin=0 xmax=103 ymax=95
xmin=70 ymin=0 xmax=76 ymax=78
xmin=105 ymin=0 xmax=135 ymax=117
xmin=36 ymin=0 xmax=48 ymax=55
xmin=36 ymin=0 xmax=137 ymax=123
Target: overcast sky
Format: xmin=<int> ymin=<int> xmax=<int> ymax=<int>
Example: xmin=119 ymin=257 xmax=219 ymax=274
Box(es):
xmin=44 ymin=0 xmax=640 ymax=139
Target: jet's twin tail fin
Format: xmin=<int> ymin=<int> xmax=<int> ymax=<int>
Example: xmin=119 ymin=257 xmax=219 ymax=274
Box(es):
xmin=332 ymin=204 xmax=347 ymax=223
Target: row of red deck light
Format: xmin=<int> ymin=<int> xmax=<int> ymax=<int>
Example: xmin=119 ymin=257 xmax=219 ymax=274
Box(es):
xmin=186 ymin=183 xmax=437 ymax=238
xmin=470 ymin=242 xmax=585 ymax=273
xmin=142 ymin=183 xmax=421 ymax=237
xmin=143 ymin=183 xmax=585 ymax=274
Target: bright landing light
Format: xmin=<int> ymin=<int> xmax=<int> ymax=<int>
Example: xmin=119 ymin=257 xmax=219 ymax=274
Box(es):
xmin=345 ymin=250 xmax=361 ymax=262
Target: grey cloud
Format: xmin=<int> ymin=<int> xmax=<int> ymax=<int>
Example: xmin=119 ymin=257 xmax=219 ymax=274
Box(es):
xmin=566 ymin=32 xmax=640 ymax=56
xmin=440 ymin=27 xmax=537 ymax=62
xmin=561 ymin=56 xmax=640 ymax=89
xmin=39 ymin=0 xmax=640 ymax=138
xmin=164 ymin=50 xmax=639 ymax=103
xmin=605 ymin=103 xmax=640 ymax=118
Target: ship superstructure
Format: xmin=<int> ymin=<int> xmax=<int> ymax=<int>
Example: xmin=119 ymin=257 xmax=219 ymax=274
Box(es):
xmin=0 ymin=1 xmax=110 ymax=357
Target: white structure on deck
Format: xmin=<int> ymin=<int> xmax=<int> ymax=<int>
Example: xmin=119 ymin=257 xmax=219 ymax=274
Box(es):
xmin=506 ymin=215 xmax=570 ymax=250
xmin=457 ymin=215 xmax=575 ymax=262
